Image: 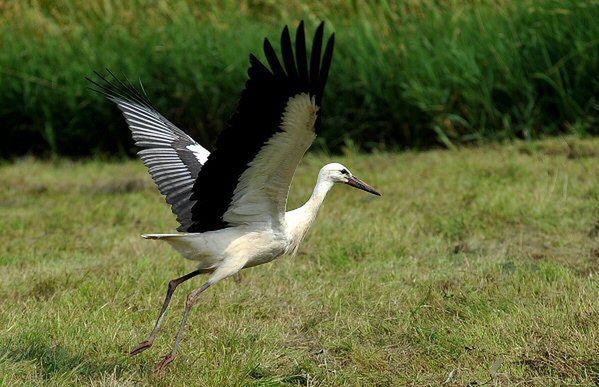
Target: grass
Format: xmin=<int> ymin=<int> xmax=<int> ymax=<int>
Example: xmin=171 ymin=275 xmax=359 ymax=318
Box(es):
xmin=1 ymin=137 xmax=598 ymax=385
xmin=2 ymin=0 xmax=599 ymax=156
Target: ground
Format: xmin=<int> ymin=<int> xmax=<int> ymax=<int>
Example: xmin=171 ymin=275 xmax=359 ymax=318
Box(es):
xmin=0 ymin=138 xmax=598 ymax=386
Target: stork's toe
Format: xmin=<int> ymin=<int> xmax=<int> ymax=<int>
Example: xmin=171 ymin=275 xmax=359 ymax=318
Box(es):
xmin=155 ymin=353 xmax=176 ymax=372
xmin=130 ymin=340 xmax=153 ymax=356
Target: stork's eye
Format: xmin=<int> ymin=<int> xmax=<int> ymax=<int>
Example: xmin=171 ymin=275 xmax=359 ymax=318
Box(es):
xmin=340 ymin=169 xmax=349 ymax=175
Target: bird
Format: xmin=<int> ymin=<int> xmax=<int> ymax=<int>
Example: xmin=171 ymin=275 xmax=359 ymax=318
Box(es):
xmin=88 ymin=21 xmax=380 ymax=371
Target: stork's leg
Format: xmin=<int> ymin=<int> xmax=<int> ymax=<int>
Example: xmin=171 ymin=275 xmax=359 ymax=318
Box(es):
xmin=154 ymin=281 xmax=212 ymax=371
xmin=155 ymin=259 xmax=246 ymax=371
xmin=130 ymin=269 xmax=203 ymax=356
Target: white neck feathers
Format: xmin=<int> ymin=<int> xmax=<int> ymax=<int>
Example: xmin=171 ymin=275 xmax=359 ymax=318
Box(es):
xmin=284 ymin=175 xmax=334 ymax=255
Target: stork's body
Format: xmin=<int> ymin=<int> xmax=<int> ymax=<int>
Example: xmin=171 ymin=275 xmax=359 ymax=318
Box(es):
xmin=144 ymin=162 xmax=342 ymax=273
xmin=89 ymin=21 xmax=379 ymax=371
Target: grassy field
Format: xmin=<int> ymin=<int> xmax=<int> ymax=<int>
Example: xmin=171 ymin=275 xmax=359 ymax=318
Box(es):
xmin=0 ymin=138 xmax=598 ymax=385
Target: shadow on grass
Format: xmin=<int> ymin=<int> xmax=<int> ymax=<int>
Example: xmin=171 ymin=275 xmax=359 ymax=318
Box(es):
xmin=2 ymin=336 xmax=124 ymax=381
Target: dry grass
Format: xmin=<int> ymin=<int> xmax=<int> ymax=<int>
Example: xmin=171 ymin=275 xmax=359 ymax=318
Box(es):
xmin=0 ymin=137 xmax=598 ymax=385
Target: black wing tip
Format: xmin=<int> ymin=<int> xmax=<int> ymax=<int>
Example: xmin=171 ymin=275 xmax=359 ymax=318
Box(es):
xmin=86 ymin=70 xmax=117 ymax=99
xmin=263 ymin=36 xmax=286 ymax=77
xmin=311 ymin=21 xmax=326 ymax=47
xmin=255 ymin=21 xmax=335 ymax=83
xmin=281 ymin=25 xmax=291 ymax=45
xmin=319 ymin=33 xmax=336 ymax=80
xmin=249 ymin=53 xmax=264 ymax=68
xmin=309 ymin=20 xmax=329 ymax=86
xmin=86 ymin=68 xmax=152 ymax=106
xmin=263 ymin=37 xmax=277 ymax=55
xmin=281 ymin=24 xmax=299 ymax=79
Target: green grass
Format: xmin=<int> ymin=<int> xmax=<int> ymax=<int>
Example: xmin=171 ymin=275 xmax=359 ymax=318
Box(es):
xmin=1 ymin=138 xmax=598 ymax=385
xmin=2 ymin=0 xmax=599 ymax=156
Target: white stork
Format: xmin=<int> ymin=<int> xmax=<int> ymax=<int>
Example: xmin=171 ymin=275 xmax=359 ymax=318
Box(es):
xmin=89 ymin=21 xmax=380 ymax=370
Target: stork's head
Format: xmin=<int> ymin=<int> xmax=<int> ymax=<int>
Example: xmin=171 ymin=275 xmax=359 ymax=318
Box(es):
xmin=320 ymin=163 xmax=381 ymax=196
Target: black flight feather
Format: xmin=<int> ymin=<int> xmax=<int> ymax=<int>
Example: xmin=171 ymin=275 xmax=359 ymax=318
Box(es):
xmin=295 ymin=21 xmax=309 ymax=80
xmin=309 ymin=22 xmax=324 ymax=85
xmin=281 ymin=26 xmax=298 ymax=79
xmin=263 ymin=38 xmax=286 ymax=78
xmin=319 ymin=34 xmax=335 ymax=91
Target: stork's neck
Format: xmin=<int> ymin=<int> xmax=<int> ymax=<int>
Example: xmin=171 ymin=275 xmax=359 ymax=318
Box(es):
xmin=307 ymin=176 xmax=334 ymax=211
xmin=285 ymin=176 xmax=334 ymax=252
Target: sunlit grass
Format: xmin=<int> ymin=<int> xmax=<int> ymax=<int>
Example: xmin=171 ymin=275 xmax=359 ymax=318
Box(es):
xmin=1 ymin=138 xmax=598 ymax=385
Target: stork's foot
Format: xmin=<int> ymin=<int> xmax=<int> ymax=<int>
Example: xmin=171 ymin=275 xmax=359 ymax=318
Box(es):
xmin=155 ymin=353 xmax=176 ymax=372
xmin=130 ymin=340 xmax=153 ymax=356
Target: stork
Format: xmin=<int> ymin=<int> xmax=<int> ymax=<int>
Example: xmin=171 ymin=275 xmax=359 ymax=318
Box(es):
xmin=89 ymin=21 xmax=380 ymax=371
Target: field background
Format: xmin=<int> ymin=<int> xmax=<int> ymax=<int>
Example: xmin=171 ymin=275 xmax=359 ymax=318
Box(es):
xmin=1 ymin=138 xmax=598 ymax=385
xmin=1 ymin=0 xmax=599 ymax=385
xmin=1 ymin=0 xmax=599 ymax=157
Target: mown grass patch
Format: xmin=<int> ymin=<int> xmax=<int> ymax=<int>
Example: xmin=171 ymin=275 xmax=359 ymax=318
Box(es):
xmin=0 ymin=138 xmax=598 ymax=385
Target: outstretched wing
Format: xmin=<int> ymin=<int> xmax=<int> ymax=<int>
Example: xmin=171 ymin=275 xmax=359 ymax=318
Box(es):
xmin=87 ymin=71 xmax=210 ymax=231
xmin=187 ymin=21 xmax=335 ymax=232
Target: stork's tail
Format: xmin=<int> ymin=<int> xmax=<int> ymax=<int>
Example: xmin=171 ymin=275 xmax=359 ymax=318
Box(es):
xmin=141 ymin=233 xmax=206 ymax=261
xmin=141 ymin=233 xmax=180 ymax=240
